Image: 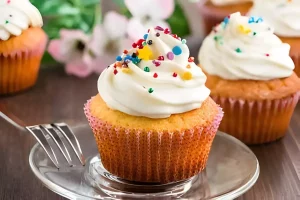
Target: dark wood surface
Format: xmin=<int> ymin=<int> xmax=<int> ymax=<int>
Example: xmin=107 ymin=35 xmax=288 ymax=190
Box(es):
xmin=1 ymin=65 xmax=300 ymax=199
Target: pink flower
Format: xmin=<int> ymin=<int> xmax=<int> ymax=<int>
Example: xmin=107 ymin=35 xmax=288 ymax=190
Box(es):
xmin=48 ymin=30 xmax=94 ymax=78
xmin=125 ymin=0 xmax=175 ymax=40
xmin=85 ymin=11 xmax=132 ymax=74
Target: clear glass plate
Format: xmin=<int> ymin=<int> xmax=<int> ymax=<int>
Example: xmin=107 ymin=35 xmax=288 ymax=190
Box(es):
xmin=29 ymin=124 xmax=259 ymax=200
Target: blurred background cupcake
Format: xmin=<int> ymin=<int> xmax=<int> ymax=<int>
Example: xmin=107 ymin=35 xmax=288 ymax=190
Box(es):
xmin=249 ymin=0 xmax=300 ymax=77
xmin=85 ymin=27 xmax=223 ymax=183
xmin=0 ymin=0 xmax=47 ymax=95
xmin=198 ymin=12 xmax=300 ymax=144
xmin=198 ymin=0 xmax=253 ymax=36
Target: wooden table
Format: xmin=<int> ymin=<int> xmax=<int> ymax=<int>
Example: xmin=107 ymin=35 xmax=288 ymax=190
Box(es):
xmin=0 ymin=66 xmax=300 ymax=199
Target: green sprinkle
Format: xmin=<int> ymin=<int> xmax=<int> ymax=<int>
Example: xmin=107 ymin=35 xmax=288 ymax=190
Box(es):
xmin=253 ymin=32 xmax=257 ymax=36
xmin=142 ymin=42 xmax=147 ymax=46
xmin=181 ymin=39 xmax=187 ymax=44
xmin=214 ymin=36 xmax=218 ymax=41
xmin=144 ymin=67 xmax=150 ymax=72
xmin=148 ymin=88 xmax=154 ymax=93
xmin=5 ymin=20 xmax=9 ymax=24
xmin=235 ymin=48 xmax=242 ymax=53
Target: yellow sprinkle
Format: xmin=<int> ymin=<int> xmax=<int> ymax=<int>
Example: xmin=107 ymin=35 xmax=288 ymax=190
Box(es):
xmin=182 ymin=72 xmax=193 ymax=80
xmin=137 ymin=46 xmax=153 ymax=60
xmin=186 ymin=64 xmax=191 ymax=69
xmin=238 ymin=25 xmax=251 ymax=34
xmin=122 ymin=68 xmax=132 ymax=74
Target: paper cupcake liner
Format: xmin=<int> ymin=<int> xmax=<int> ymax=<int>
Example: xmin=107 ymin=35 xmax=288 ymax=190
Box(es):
xmin=0 ymin=36 xmax=47 ymax=95
xmin=84 ymin=100 xmax=223 ymax=183
xmin=211 ymin=93 xmax=299 ymax=144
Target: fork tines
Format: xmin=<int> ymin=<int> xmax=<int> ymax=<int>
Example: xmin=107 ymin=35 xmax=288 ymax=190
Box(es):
xmin=26 ymin=123 xmax=85 ymax=169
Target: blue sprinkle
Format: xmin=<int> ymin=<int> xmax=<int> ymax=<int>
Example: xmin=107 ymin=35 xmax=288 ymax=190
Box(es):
xmin=143 ymin=34 xmax=148 ymax=40
xmin=172 ymin=46 xmax=182 ymax=56
xmin=256 ymin=17 xmax=263 ymax=23
xmin=224 ymin=17 xmax=230 ymax=25
xmin=248 ymin=17 xmax=255 ymax=24
xmin=116 ymin=56 xmax=122 ymax=61
xmin=181 ymin=39 xmax=187 ymax=44
xmin=125 ymin=55 xmax=132 ymax=60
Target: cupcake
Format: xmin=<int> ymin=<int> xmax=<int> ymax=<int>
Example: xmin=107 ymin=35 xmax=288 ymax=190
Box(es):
xmin=198 ymin=0 xmax=253 ymax=36
xmin=249 ymin=0 xmax=300 ymax=77
xmin=84 ymin=27 xmax=223 ymax=183
xmin=0 ymin=0 xmax=47 ymax=95
xmin=198 ymin=12 xmax=300 ymax=144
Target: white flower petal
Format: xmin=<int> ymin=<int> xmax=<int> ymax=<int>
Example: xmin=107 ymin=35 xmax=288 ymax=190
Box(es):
xmin=104 ymin=11 xmax=129 ymax=39
xmin=147 ymin=0 xmax=175 ymax=20
xmin=88 ymin=25 xmax=108 ymax=56
xmin=124 ymin=0 xmax=150 ymax=18
xmin=127 ymin=18 xmax=148 ymax=41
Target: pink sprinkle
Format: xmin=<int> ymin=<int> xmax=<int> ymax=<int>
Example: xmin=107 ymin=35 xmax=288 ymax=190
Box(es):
xmin=265 ymin=54 xmax=270 ymax=57
xmin=7 ymin=0 xmax=11 ymax=3
xmin=167 ymin=52 xmax=174 ymax=60
xmin=155 ymin=26 xmax=164 ymax=31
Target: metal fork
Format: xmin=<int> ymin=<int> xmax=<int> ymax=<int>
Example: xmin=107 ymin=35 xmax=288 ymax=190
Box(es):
xmin=0 ymin=103 xmax=85 ymax=169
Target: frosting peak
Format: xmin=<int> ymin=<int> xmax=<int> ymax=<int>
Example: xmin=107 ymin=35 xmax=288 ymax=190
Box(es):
xmin=0 ymin=0 xmax=43 ymax=41
xmin=98 ymin=27 xmax=210 ymax=119
xmin=199 ymin=12 xmax=294 ymax=81
xmin=249 ymin=0 xmax=300 ymax=37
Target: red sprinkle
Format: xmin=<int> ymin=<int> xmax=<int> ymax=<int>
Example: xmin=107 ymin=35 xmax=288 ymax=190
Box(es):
xmin=148 ymin=29 xmax=150 ymax=33
xmin=173 ymin=72 xmax=178 ymax=77
xmin=158 ymin=56 xmax=164 ymax=61
xmin=114 ymin=69 xmax=118 ymax=75
xmin=153 ymin=73 xmax=158 ymax=78
xmin=123 ymin=50 xmax=128 ymax=54
xmin=114 ymin=63 xmax=117 ymax=68
xmin=164 ymin=28 xmax=170 ymax=34
xmin=265 ymin=53 xmax=270 ymax=57
xmin=188 ymin=57 xmax=195 ymax=62
xmin=172 ymin=34 xmax=178 ymax=39
xmin=132 ymin=43 xmax=137 ymax=48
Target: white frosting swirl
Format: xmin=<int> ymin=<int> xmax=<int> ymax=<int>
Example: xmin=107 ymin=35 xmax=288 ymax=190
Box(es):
xmin=0 ymin=0 xmax=43 ymax=41
xmin=98 ymin=28 xmax=210 ymax=119
xmin=211 ymin=0 xmax=251 ymax=6
xmin=249 ymin=0 xmax=300 ymax=37
xmin=199 ymin=12 xmax=294 ymax=81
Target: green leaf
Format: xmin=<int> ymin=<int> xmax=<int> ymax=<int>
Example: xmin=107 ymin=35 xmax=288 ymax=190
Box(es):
xmin=41 ymin=52 xmax=58 ymax=65
xmin=81 ymin=0 xmax=100 ymax=6
xmin=167 ymin=1 xmax=191 ymax=37
xmin=39 ymin=1 xmax=80 ymax=16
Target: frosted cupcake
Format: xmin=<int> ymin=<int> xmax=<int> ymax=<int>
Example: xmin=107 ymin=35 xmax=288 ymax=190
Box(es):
xmin=85 ymin=27 xmax=223 ymax=183
xmin=249 ymin=0 xmax=300 ymax=77
xmin=198 ymin=12 xmax=300 ymax=144
xmin=198 ymin=0 xmax=253 ymax=35
xmin=0 ymin=0 xmax=47 ymax=95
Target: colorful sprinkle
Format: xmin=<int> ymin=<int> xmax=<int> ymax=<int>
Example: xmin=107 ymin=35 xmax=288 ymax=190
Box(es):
xmin=186 ymin=64 xmax=191 ymax=69
xmin=137 ymin=46 xmax=153 ymax=60
xmin=223 ymin=16 xmax=230 ymax=25
xmin=235 ymin=48 xmax=242 ymax=53
xmin=122 ymin=68 xmax=131 ymax=74
xmin=116 ymin=56 xmax=122 ymax=61
xmin=123 ymin=50 xmax=128 ymax=54
xmin=172 ymin=46 xmax=182 ymax=55
xmin=253 ymin=32 xmax=257 ymax=36
xmin=256 ymin=17 xmax=263 ymax=23
xmin=147 ymin=40 xmax=153 ymax=45
xmin=142 ymin=41 xmax=147 ymax=46
xmin=166 ymin=52 xmax=174 ymax=60
xmin=144 ymin=67 xmax=150 ymax=72
xmin=172 ymin=34 xmax=178 ymax=39
xmin=173 ymin=72 xmax=178 ymax=77
xmin=153 ymin=73 xmax=158 ymax=78
xmin=164 ymin=28 xmax=170 ymax=34
xmin=181 ymin=39 xmax=187 ymax=44
xmin=156 ymin=32 xmax=160 ymax=37
xmin=132 ymin=57 xmax=141 ymax=64
xmin=155 ymin=26 xmax=164 ymax=31
xmin=158 ymin=56 xmax=164 ymax=61
xmin=148 ymin=88 xmax=154 ymax=93
xmin=265 ymin=53 xmax=270 ymax=57
xmin=182 ymin=72 xmax=193 ymax=80
xmin=152 ymin=60 xmax=161 ymax=67
xmin=143 ymin=34 xmax=148 ymax=40
xmin=238 ymin=25 xmax=251 ymax=34
xmin=5 ymin=20 xmax=9 ymax=24
xmin=113 ymin=63 xmax=117 ymax=68
xmin=214 ymin=35 xmax=222 ymax=41
xmin=114 ymin=69 xmax=118 ymax=75
xmin=188 ymin=57 xmax=194 ymax=62
xmin=248 ymin=17 xmax=255 ymax=24
xmin=116 ymin=62 xmax=122 ymax=67
xmin=132 ymin=43 xmax=137 ymax=48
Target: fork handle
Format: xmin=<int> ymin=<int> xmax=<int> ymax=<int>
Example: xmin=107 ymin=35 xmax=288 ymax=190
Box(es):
xmin=0 ymin=102 xmax=26 ymax=130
